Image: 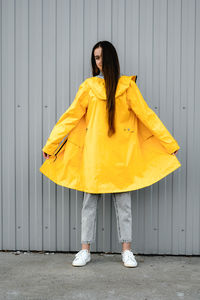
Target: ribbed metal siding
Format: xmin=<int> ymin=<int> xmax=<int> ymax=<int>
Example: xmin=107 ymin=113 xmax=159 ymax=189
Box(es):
xmin=1 ymin=0 xmax=199 ymax=254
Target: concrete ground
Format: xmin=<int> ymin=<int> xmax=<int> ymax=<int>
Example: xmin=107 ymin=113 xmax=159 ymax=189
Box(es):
xmin=0 ymin=251 xmax=199 ymax=300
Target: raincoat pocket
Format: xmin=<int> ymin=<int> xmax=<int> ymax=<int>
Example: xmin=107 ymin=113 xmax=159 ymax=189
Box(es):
xmin=63 ymin=140 xmax=83 ymax=168
xmin=66 ymin=115 xmax=87 ymax=149
xmin=142 ymin=134 xmax=154 ymax=144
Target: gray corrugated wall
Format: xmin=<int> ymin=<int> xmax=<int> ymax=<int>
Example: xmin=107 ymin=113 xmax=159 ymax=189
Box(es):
xmin=1 ymin=0 xmax=199 ymax=254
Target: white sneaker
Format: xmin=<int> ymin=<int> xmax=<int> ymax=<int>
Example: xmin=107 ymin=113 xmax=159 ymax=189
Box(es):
xmin=121 ymin=250 xmax=138 ymax=268
xmin=72 ymin=249 xmax=91 ymax=267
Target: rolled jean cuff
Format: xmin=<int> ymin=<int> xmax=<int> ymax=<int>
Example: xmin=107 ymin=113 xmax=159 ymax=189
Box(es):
xmin=81 ymin=240 xmax=95 ymax=244
xmin=119 ymin=239 xmax=132 ymax=243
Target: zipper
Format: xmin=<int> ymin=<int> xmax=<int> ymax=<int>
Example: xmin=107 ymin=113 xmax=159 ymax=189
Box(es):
xmin=53 ymin=137 xmax=68 ymax=162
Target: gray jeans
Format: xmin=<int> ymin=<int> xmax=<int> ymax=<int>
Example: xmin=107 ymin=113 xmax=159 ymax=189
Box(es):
xmin=81 ymin=191 xmax=132 ymax=244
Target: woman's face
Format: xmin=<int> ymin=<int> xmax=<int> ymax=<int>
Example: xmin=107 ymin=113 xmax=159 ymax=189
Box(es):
xmin=94 ymin=47 xmax=103 ymax=72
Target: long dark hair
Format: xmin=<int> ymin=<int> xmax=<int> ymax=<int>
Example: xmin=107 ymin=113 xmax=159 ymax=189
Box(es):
xmin=91 ymin=41 xmax=120 ymax=137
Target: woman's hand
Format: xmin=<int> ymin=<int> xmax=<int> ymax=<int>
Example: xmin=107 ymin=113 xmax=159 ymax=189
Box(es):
xmin=43 ymin=151 xmax=51 ymax=159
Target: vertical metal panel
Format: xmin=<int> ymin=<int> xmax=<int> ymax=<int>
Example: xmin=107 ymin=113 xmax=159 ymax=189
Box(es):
xmin=1 ymin=0 xmax=199 ymax=255
xmin=194 ymin=0 xmax=200 ymax=255
xmin=0 ymin=0 xmax=2 ymax=250
xmin=15 ymin=0 xmax=29 ymax=251
xmin=29 ymin=0 xmax=43 ymax=251
xmin=183 ymin=0 xmax=198 ymax=255
xmin=2 ymin=0 xmax=15 ymax=250
xmin=166 ymin=0 xmax=181 ymax=255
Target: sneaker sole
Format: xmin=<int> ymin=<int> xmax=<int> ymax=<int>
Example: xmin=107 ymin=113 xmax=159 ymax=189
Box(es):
xmin=72 ymin=258 xmax=91 ymax=267
xmin=123 ymin=262 xmax=138 ymax=268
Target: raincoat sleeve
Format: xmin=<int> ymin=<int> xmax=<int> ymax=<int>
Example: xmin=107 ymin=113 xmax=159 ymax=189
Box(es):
xmin=127 ymin=79 xmax=180 ymax=155
xmin=42 ymin=80 xmax=89 ymax=156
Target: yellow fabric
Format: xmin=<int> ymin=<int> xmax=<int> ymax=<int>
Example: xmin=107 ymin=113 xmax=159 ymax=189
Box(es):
xmin=40 ymin=75 xmax=181 ymax=193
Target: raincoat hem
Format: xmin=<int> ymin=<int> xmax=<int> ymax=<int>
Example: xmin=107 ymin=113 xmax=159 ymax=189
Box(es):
xmin=39 ymin=159 xmax=181 ymax=194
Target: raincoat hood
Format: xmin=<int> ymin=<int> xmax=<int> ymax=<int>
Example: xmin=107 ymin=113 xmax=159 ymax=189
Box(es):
xmin=40 ymin=74 xmax=181 ymax=194
xmin=87 ymin=75 xmax=137 ymax=100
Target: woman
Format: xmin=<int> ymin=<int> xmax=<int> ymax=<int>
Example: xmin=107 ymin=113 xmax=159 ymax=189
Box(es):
xmin=40 ymin=41 xmax=181 ymax=268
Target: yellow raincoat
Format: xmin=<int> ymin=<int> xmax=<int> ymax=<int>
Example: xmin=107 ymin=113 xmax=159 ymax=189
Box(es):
xmin=39 ymin=75 xmax=181 ymax=193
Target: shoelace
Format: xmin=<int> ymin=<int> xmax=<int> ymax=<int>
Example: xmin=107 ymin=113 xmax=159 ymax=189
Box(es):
xmin=122 ymin=250 xmax=135 ymax=260
xmin=75 ymin=249 xmax=89 ymax=257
